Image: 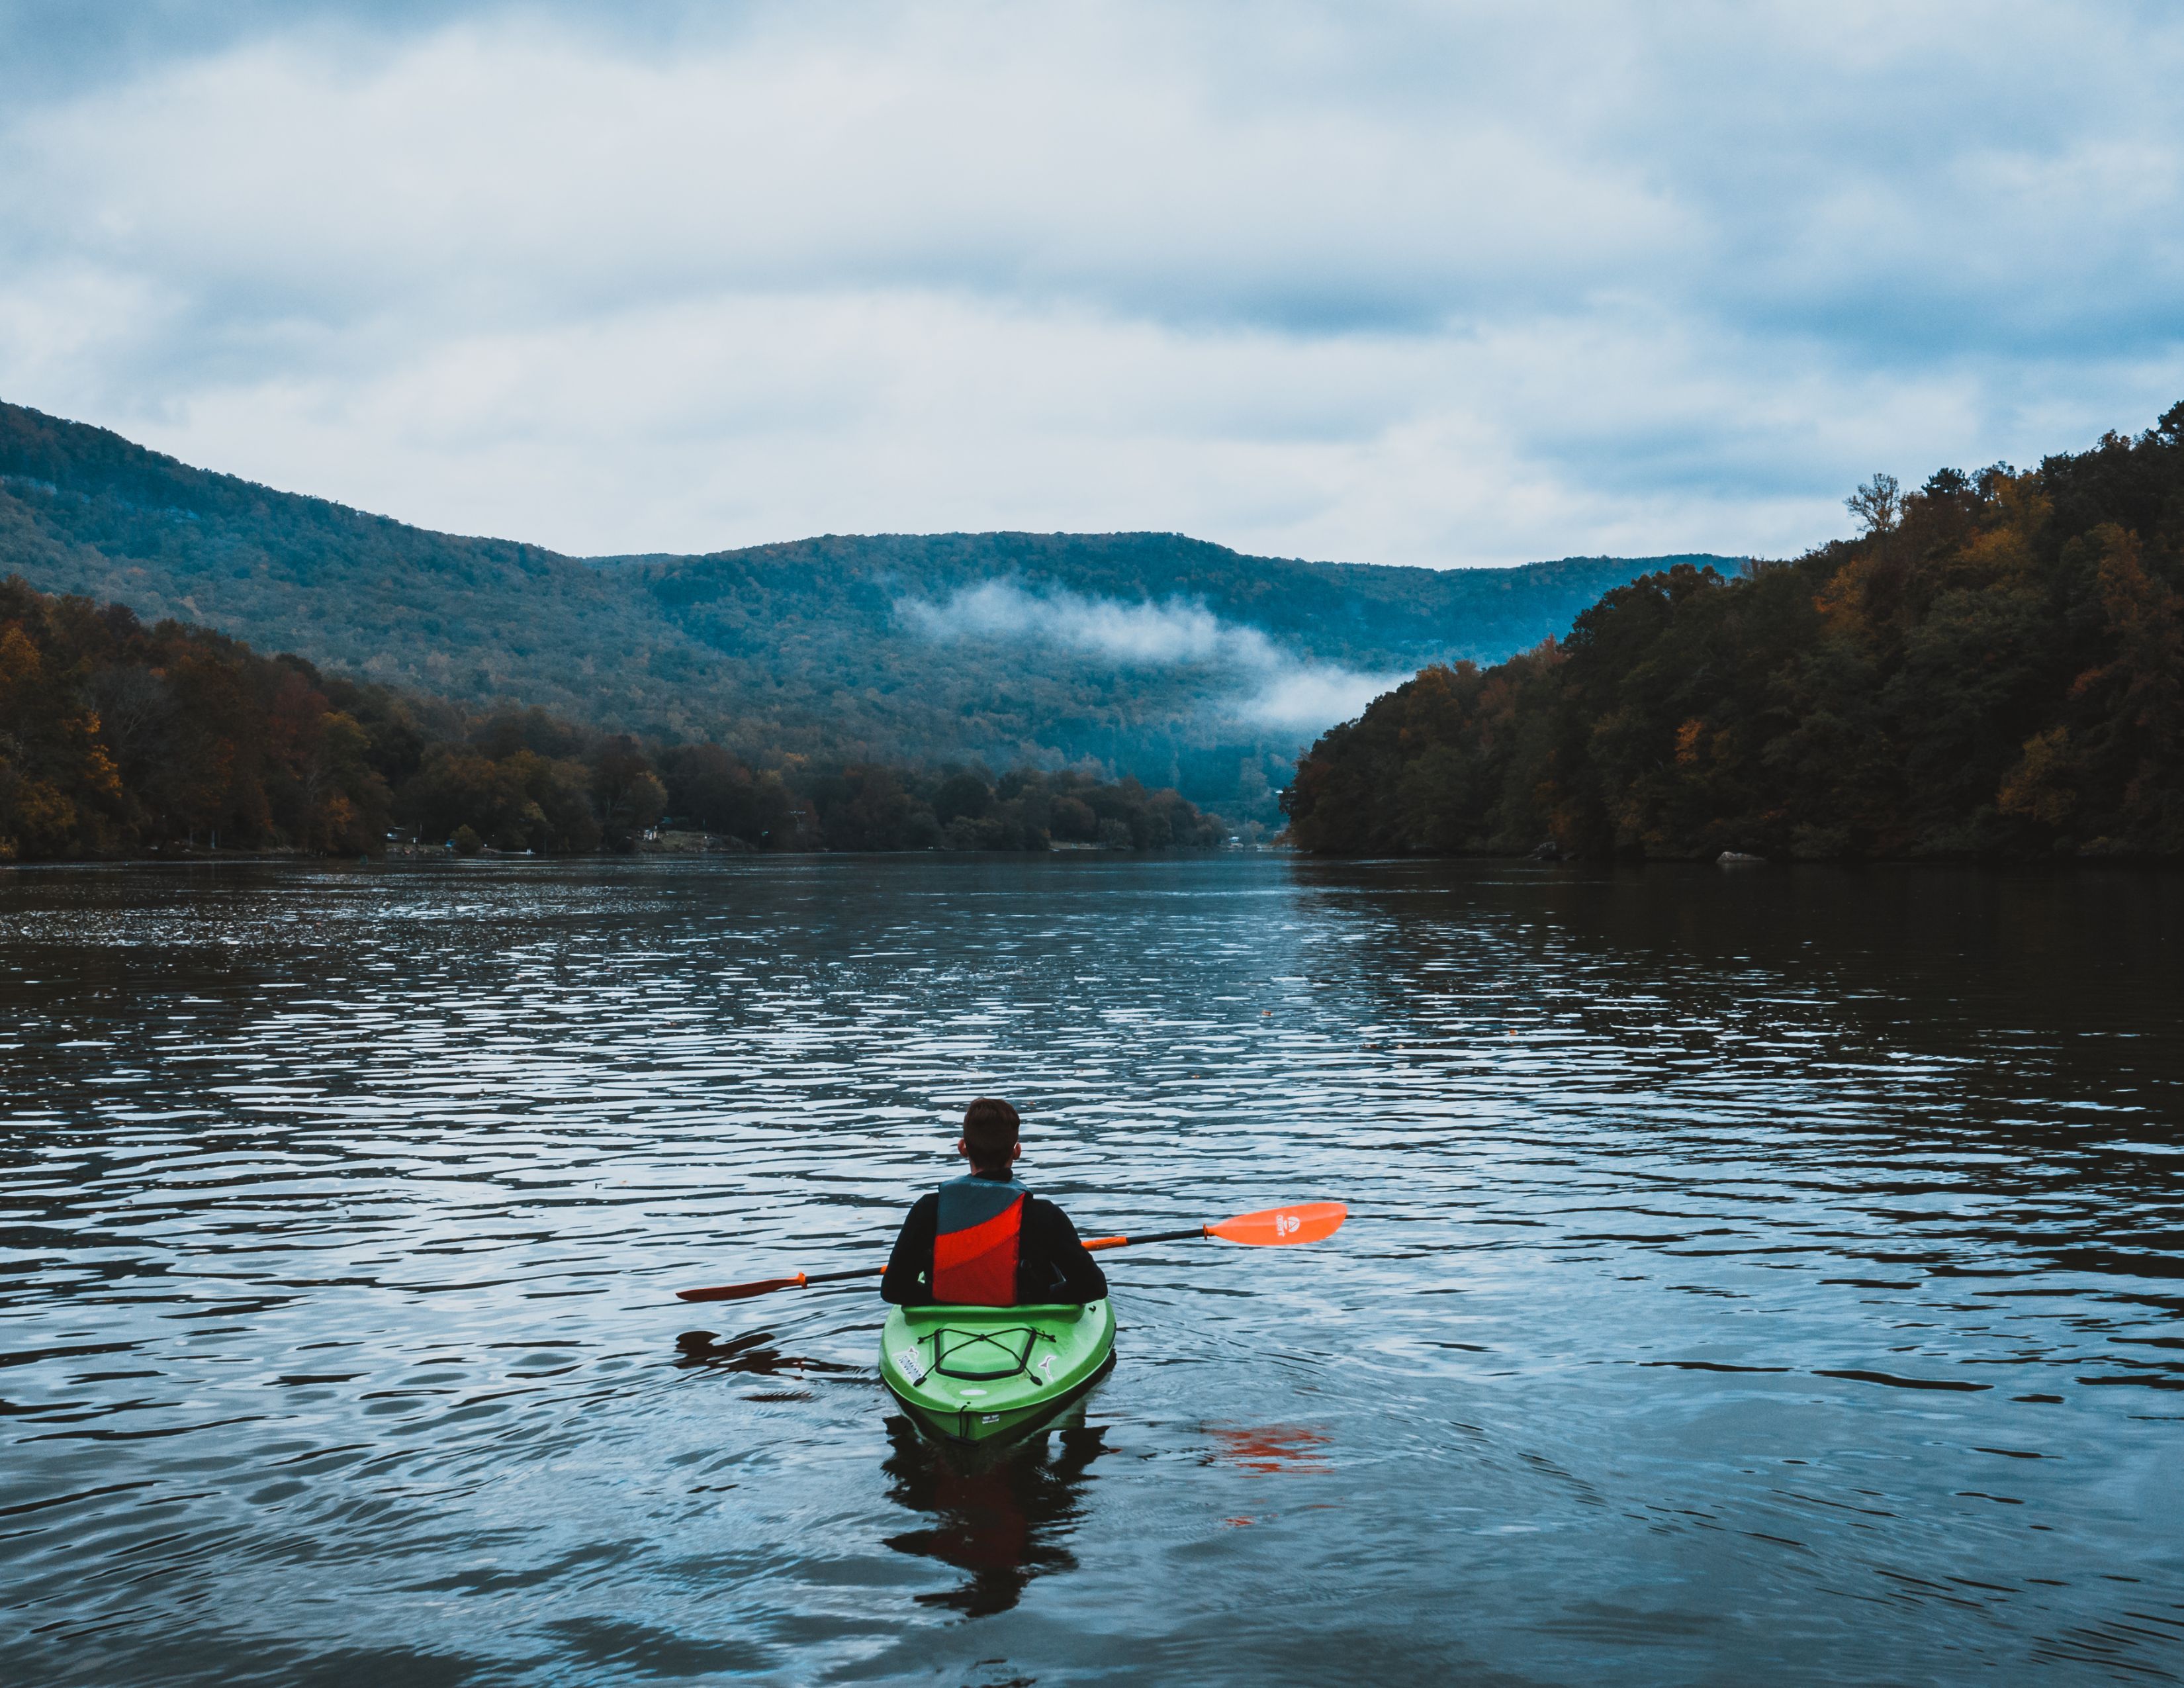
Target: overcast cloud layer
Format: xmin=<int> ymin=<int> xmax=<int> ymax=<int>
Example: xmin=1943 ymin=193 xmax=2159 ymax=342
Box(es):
xmin=2 ymin=1 xmax=2180 ymax=566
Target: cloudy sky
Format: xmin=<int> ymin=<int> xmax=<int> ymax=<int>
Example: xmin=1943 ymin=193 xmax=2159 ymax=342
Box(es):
xmin=2 ymin=1 xmax=2179 ymax=567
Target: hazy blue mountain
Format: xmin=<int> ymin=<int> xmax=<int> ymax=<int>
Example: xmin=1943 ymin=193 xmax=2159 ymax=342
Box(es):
xmin=0 ymin=399 xmax=1734 ymax=816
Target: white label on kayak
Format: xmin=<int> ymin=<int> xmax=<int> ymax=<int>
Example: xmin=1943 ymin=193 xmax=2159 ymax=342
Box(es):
xmin=1036 ymin=1354 xmax=1059 ymax=1384
xmin=960 ymin=1388 xmax=986 ymax=1397
xmin=893 ymin=1348 xmax=925 ymax=1383
xmin=982 ymin=1414 xmax=1000 ymax=1423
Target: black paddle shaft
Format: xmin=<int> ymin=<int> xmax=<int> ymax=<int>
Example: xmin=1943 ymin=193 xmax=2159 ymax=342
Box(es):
xmin=811 ymin=1226 xmax=1200 ymax=1282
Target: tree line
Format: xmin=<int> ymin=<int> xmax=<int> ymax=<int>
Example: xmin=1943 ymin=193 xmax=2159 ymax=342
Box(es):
xmin=0 ymin=575 xmax=1228 ymax=862
xmin=1285 ymin=403 xmax=2184 ymax=861
xmin=4 ymin=400 xmax=1707 ymax=831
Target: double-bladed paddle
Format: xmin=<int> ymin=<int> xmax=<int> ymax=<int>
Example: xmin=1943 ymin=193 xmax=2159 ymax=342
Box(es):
xmin=1077 ymin=1199 xmax=1347 ymax=1253
xmin=672 ymin=1199 xmax=1347 ymax=1303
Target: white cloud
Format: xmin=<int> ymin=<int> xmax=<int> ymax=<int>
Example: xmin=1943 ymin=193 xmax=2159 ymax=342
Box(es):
xmin=1 ymin=2 xmax=2180 ymax=565
xmin=903 ymin=579 xmax=1400 ymax=732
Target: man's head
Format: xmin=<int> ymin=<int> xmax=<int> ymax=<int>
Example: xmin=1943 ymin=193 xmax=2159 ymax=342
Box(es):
xmin=958 ymin=1097 xmax=1021 ymax=1174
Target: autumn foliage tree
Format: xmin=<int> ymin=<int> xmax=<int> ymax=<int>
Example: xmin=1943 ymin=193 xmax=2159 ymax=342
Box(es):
xmin=1285 ymin=403 xmax=2184 ymax=861
xmin=0 ymin=578 xmax=388 ymax=859
xmin=0 ymin=577 xmax=1230 ymax=862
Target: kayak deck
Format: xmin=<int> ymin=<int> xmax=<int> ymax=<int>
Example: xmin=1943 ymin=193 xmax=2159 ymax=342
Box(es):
xmin=880 ymin=1299 xmax=1115 ymax=1444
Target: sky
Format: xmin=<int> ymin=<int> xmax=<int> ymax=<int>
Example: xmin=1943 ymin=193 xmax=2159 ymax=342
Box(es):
xmin=1 ymin=1 xmax=2180 ymax=569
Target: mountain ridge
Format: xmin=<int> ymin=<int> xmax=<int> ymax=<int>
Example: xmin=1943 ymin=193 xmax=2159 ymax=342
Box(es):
xmin=0 ymin=399 xmax=1736 ymax=815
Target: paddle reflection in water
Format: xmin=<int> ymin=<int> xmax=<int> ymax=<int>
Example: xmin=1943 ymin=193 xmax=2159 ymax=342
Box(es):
xmin=1203 ymin=1425 xmax=1332 ymax=1478
xmin=880 ymin=1419 xmax=1111 ymax=1617
xmin=672 ymin=1327 xmax=863 ymax=1406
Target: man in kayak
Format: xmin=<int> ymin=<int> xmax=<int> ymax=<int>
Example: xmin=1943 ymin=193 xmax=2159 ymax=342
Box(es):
xmin=881 ymin=1098 xmax=1109 ymax=1307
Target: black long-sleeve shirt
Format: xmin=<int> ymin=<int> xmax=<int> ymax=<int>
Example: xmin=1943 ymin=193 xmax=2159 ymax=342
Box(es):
xmin=880 ymin=1180 xmax=1110 ymax=1306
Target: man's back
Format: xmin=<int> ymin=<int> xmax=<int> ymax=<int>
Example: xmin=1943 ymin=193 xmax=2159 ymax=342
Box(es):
xmin=882 ymin=1169 xmax=1109 ymax=1306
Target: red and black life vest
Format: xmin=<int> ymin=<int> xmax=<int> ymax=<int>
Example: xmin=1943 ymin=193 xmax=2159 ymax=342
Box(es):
xmin=933 ymin=1173 xmax=1028 ymax=1305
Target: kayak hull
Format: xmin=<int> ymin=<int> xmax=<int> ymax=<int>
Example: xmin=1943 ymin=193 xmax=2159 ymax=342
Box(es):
xmin=879 ymin=1299 xmax=1115 ymax=1445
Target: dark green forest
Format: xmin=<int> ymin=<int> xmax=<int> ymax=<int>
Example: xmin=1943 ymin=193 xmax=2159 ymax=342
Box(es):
xmin=0 ymin=399 xmax=1721 ymax=819
xmin=1285 ymin=404 xmax=2184 ymax=861
xmin=0 ymin=576 xmax=1225 ymax=862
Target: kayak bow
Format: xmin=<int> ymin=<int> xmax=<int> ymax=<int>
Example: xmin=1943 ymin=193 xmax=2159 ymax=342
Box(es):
xmin=879 ymin=1299 xmax=1116 ymax=1444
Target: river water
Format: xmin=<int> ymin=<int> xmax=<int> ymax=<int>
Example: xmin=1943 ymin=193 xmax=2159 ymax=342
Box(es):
xmin=2 ymin=855 xmax=2180 ymax=1686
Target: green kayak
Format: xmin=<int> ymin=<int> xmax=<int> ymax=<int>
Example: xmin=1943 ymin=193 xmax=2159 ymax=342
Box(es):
xmin=879 ymin=1299 xmax=1116 ymax=1444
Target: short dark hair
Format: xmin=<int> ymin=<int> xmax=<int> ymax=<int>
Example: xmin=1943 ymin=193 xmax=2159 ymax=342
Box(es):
xmin=962 ymin=1098 xmax=1021 ymax=1164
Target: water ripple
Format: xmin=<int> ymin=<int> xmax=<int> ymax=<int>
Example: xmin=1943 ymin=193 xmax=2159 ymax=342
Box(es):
xmin=1 ymin=857 xmax=2180 ymax=1685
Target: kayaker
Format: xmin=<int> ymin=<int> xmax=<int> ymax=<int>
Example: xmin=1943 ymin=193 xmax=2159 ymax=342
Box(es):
xmin=881 ymin=1098 xmax=1109 ymax=1307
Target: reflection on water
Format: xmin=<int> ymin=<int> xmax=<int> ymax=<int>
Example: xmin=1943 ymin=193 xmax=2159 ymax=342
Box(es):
xmin=673 ymin=1327 xmax=863 ymax=1380
xmin=881 ymin=1419 xmax=1111 ymax=1616
xmin=1 ymin=855 xmax=2180 ymax=1685
xmin=1203 ymin=1425 xmax=1332 ymax=1477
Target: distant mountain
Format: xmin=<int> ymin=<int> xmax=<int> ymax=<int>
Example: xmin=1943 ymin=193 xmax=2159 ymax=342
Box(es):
xmin=0 ymin=400 xmax=1735 ymax=817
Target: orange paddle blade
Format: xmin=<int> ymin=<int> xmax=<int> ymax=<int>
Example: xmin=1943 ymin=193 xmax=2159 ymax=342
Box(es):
xmin=1207 ymin=1201 xmax=1347 ymax=1246
xmin=1082 ymin=1235 xmax=1128 ymax=1252
xmin=676 ymin=1273 xmax=805 ymax=1303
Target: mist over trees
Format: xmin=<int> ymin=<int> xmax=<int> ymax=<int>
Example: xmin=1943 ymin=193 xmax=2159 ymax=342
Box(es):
xmin=0 ymin=399 xmax=1720 ymax=821
xmin=0 ymin=577 xmax=1226 ymax=863
xmin=1285 ymin=404 xmax=2184 ymax=861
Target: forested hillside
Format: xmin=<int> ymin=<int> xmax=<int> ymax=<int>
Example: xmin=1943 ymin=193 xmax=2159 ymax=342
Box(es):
xmin=0 ymin=576 xmax=1224 ymax=862
xmin=0 ymin=400 xmax=1721 ymax=818
xmin=1285 ymin=405 xmax=2184 ymax=861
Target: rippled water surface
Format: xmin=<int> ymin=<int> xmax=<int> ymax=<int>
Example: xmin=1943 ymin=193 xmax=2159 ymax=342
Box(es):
xmin=3 ymin=855 xmax=2182 ymax=1685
